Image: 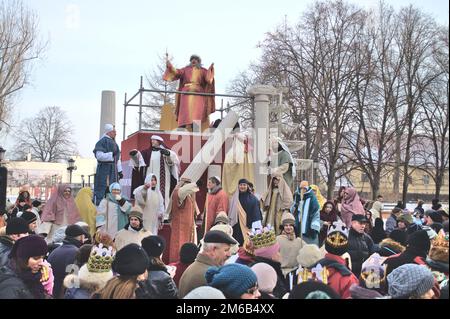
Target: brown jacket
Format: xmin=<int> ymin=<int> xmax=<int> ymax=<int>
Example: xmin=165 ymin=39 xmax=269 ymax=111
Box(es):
xmin=178 ymin=253 xmax=219 ymax=298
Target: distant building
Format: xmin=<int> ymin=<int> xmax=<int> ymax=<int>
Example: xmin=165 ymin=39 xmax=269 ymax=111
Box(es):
xmin=3 ymin=156 xmax=96 ymax=200
xmin=347 ymin=165 xmax=449 ymax=202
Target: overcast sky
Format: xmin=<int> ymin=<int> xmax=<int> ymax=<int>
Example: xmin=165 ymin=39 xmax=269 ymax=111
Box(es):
xmin=1 ymin=0 xmax=448 ymax=159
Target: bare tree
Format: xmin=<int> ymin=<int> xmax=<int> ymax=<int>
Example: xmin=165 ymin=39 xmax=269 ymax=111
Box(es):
xmin=344 ymin=2 xmax=403 ymax=199
xmin=141 ymin=53 xmax=177 ymax=129
xmin=396 ymin=6 xmax=440 ymax=204
xmin=13 ymin=106 xmax=77 ymax=162
xmin=0 ymin=0 xmax=46 ymax=131
xmin=416 ymin=26 xmax=449 ymax=197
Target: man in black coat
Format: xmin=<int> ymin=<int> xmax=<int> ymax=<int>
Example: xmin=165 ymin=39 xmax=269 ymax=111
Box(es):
xmin=0 ymin=218 xmax=29 ymax=268
xmin=347 ymin=214 xmax=376 ymax=277
xmin=47 ymin=225 xmax=88 ymax=298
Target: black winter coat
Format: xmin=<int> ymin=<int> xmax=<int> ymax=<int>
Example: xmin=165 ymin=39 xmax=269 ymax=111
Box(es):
xmin=348 ymin=228 xmax=375 ymax=277
xmin=383 ymin=246 xmax=427 ymax=275
xmin=47 ymin=238 xmax=82 ymax=298
xmin=143 ymin=263 xmax=178 ymax=299
xmin=0 ymin=236 xmax=14 ymax=268
xmin=0 ymin=266 xmax=34 ymax=299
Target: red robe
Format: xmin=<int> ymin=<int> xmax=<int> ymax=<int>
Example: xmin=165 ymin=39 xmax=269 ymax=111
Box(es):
xmin=203 ymin=188 xmax=229 ymax=234
xmin=169 ymin=186 xmax=197 ymax=263
xmin=163 ymin=62 xmax=215 ymax=127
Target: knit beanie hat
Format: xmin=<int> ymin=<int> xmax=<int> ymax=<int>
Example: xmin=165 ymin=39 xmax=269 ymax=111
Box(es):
xmin=428 ymin=230 xmax=449 ymax=263
xmin=6 ymin=217 xmax=29 ymax=235
xmin=112 ymin=243 xmax=149 ymax=276
xmin=325 ymin=220 xmax=349 ymax=256
xmin=389 ymin=229 xmax=408 ymax=247
xmin=9 ymin=235 xmax=48 ymax=260
xmin=397 ymin=214 xmax=413 ymax=226
xmin=407 ymin=230 xmax=431 ymax=255
xmin=141 ymin=235 xmax=166 ymax=258
xmin=205 ymin=264 xmax=257 ymax=298
xmin=129 ymin=206 xmax=143 ymax=221
xmin=297 ymin=244 xmax=325 ymax=268
xmin=387 ymin=264 xmax=435 ymax=298
xmin=184 ymin=286 xmax=226 ymax=299
xmin=179 ymin=243 xmax=199 ymax=264
xmin=213 ymin=212 xmax=229 ymax=225
xmin=20 ymin=211 xmax=37 ymax=224
xmin=427 ymin=210 xmax=443 ymax=224
xmin=288 ymin=281 xmax=340 ymax=299
xmin=251 ymin=262 xmax=277 ymax=293
xmin=281 ymin=212 xmax=296 ymax=226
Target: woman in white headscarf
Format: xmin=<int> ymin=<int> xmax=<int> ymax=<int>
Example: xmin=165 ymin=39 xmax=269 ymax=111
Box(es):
xmin=96 ymin=183 xmax=132 ymax=238
xmin=133 ymin=174 xmax=165 ymax=235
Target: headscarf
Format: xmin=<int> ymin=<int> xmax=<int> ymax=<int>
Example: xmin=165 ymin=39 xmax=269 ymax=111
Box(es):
xmin=340 ymin=187 xmax=365 ymax=217
xmin=262 ymin=173 xmax=293 ymax=210
xmin=310 ymin=185 xmax=326 ymax=209
xmin=75 ymin=187 xmax=97 ymax=236
xmin=41 ymin=184 xmax=80 ymax=225
xmin=273 ymin=137 xmax=297 ymax=180
xmin=109 ymin=183 xmax=121 ymax=193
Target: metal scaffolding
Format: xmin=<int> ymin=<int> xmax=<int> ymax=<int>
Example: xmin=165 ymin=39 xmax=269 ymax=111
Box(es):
xmin=122 ymin=76 xmax=253 ymax=140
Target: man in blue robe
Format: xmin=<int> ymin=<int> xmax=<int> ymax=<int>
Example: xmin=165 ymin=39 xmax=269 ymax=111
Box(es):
xmin=290 ymin=180 xmax=320 ymax=246
xmin=93 ymin=124 xmax=123 ymax=205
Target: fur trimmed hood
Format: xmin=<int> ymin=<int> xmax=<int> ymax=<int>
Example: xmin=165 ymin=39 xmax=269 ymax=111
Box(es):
xmin=379 ymin=238 xmax=406 ymax=256
xmin=63 ymin=265 xmax=113 ymax=292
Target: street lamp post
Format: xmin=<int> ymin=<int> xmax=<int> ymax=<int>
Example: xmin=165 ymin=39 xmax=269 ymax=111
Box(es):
xmin=67 ymin=158 xmax=77 ymax=184
xmin=0 ymin=147 xmax=7 ymax=214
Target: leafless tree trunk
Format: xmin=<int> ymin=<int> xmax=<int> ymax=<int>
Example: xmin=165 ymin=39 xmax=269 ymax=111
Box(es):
xmin=141 ymin=53 xmax=178 ymax=129
xmin=345 ymin=3 xmax=402 ymax=200
xmin=416 ymin=27 xmax=449 ymax=198
xmin=0 ymin=0 xmax=46 ymax=131
xmin=397 ymin=5 xmax=440 ymax=204
xmin=13 ymin=106 xmax=77 ymax=162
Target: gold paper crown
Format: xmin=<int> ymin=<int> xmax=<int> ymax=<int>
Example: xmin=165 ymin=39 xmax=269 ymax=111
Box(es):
xmin=295 ymin=264 xmax=329 ymax=285
xmin=326 ymin=220 xmax=349 ymax=248
xmin=360 ymin=254 xmax=387 ymax=288
xmin=326 ymin=232 xmax=348 ymax=248
xmin=87 ymin=244 xmax=115 ymax=273
xmin=431 ymin=230 xmax=449 ymax=250
xmin=249 ymin=227 xmax=277 ymax=250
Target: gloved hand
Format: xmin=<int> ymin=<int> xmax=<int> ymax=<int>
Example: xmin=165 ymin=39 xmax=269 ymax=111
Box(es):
xmin=118 ymin=171 xmax=123 ymax=180
xmin=267 ymin=160 xmax=271 ymax=166
xmin=160 ymin=148 xmax=170 ymax=156
xmin=115 ymin=194 xmax=122 ymax=201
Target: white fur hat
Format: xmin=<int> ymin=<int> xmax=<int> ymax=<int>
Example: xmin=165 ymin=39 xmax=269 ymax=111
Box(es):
xmin=297 ymin=244 xmax=325 ymax=268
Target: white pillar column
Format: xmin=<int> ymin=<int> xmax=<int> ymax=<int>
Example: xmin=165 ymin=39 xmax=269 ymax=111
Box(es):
xmin=247 ymin=85 xmax=277 ymax=196
xmin=100 ymin=90 xmax=116 ymax=139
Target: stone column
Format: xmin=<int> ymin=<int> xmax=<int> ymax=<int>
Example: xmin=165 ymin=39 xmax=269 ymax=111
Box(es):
xmin=99 ymin=90 xmax=116 ymax=139
xmin=247 ymin=85 xmax=277 ymax=196
xmin=181 ymin=110 xmax=238 ymax=182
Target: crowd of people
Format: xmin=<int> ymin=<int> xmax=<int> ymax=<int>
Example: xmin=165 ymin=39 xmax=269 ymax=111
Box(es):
xmin=0 ymin=177 xmax=448 ymax=300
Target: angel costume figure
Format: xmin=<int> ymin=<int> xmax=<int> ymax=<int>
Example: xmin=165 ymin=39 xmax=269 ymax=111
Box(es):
xmin=133 ymin=174 xmax=165 ymax=235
